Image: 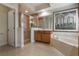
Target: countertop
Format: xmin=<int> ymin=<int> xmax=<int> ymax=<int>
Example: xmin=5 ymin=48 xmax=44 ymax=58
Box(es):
xmin=31 ymin=28 xmax=53 ymax=31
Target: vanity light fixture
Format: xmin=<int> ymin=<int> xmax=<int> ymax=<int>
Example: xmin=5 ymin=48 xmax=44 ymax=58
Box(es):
xmin=39 ymin=11 xmax=49 ymax=17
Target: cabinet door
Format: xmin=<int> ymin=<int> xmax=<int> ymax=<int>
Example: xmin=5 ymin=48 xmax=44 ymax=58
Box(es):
xmin=35 ymin=31 xmax=42 ymax=41
xmin=42 ymin=31 xmax=50 ymax=43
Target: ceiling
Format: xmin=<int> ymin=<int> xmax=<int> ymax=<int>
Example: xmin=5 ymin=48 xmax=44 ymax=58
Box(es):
xmin=25 ymin=3 xmax=43 ymax=7
xmin=23 ymin=3 xmax=76 ymax=14
xmin=24 ymin=3 xmax=51 ymax=12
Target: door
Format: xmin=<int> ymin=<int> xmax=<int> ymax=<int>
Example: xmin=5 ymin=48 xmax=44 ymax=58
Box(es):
xmin=8 ymin=10 xmax=15 ymax=47
xmin=24 ymin=15 xmax=30 ymax=44
xmin=35 ymin=31 xmax=42 ymax=41
xmin=42 ymin=31 xmax=50 ymax=43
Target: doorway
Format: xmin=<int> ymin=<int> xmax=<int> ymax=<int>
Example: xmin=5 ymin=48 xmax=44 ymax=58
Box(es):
xmin=24 ymin=15 xmax=30 ymax=44
xmin=0 ymin=4 xmax=15 ymax=47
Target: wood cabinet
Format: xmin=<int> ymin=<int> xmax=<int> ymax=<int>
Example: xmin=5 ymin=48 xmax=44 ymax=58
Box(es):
xmin=35 ymin=31 xmax=42 ymax=41
xmin=35 ymin=31 xmax=51 ymax=43
xmin=42 ymin=32 xmax=50 ymax=43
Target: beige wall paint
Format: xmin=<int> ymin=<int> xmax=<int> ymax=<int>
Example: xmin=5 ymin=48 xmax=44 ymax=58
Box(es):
xmin=2 ymin=3 xmax=26 ymax=48
xmin=2 ymin=3 xmax=21 ymax=47
xmin=0 ymin=5 xmax=9 ymax=46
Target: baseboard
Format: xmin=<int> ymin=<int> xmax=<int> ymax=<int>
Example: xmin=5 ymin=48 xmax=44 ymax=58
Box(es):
xmin=0 ymin=42 xmax=7 ymax=47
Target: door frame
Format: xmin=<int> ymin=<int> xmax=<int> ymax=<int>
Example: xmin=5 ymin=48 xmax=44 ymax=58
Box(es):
xmin=7 ymin=10 xmax=15 ymax=47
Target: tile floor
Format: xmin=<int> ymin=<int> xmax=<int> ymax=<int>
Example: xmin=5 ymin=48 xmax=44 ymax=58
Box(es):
xmin=0 ymin=43 xmax=64 ymax=56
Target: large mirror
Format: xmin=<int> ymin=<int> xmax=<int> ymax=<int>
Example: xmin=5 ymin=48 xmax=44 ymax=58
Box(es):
xmin=38 ymin=15 xmax=53 ymax=29
xmin=30 ymin=14 xmax=53 ymax=29
xmin=54 ymin=9 xmax=78 ymax=31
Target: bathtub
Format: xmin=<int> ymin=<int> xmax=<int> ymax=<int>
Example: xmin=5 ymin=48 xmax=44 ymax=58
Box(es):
xmin=51 ymin=32 xmax=78 ymax=56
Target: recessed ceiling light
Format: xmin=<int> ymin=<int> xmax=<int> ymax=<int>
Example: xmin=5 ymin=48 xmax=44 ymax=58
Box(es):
xmin=25 ymin=10 xmax=28 ymax=13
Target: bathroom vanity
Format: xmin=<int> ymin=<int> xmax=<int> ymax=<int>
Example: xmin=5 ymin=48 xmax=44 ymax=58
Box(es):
xmin=31 ymin=28 xmax=52 ymax=44
xmin=35 ymin=30 xmax=51 ymax=43
xmin=30 ymin=14 xmax=53 ymax=44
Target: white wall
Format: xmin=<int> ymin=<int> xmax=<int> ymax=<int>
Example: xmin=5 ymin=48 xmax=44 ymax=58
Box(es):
xmin=52 ymin=3 xmax=78 ymax=11
xmin=52 ymin=3 xmax=78 ymax=42
xmin=0 ymin=5 xmax=9 ymax=46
